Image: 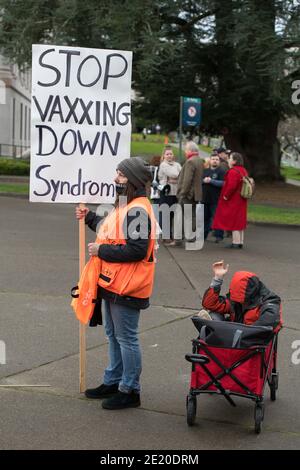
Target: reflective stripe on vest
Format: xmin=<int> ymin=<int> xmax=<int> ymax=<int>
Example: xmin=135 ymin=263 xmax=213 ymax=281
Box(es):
xmin=97 ymin=197 xmax=156 ymax=299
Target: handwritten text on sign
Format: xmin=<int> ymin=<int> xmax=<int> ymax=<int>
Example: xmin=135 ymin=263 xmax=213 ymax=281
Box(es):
xmin=30 ymin=45 xmax=132 ymax=203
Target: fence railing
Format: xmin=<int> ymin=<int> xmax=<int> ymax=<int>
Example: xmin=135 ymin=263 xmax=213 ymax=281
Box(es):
xmin=0 ymin=143 xmax=30 ymax=159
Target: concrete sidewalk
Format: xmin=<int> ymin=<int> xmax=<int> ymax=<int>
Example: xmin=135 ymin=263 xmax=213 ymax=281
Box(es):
xmin=287 ymin=178 xmax=300 ymax=187
xmin=0 ymin=196 xmax=300 ymax=449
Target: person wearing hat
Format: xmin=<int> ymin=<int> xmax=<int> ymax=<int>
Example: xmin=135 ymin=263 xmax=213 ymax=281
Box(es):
xmin=75 ymin=157 xmax=156 ymax=410
xmin=217 ymin=147 xmax=230 ymax=172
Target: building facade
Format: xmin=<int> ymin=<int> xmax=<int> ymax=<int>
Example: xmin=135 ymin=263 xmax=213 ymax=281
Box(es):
xmin=0 ymin=54 xmax=31 ymax=157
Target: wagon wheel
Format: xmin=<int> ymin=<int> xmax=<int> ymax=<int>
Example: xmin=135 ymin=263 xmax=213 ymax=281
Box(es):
xmin=186 ymin=395 xmax=197 ymax=426
xmin=270 ymin=372 xmax=279 ymax=401
xmin=254 ymin=402 xmax=264 ymax=434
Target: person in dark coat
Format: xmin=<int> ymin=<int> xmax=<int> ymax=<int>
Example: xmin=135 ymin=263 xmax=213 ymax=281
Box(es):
xmin=202 ymin=153 xmax=225 ymax=242
xmin=212 ymin=152 xmax=248 ymax=248
xmin=217 ymin=147 xmax=230 ymax=172
xmin=176 ymin=141 xmax=204 ymax=243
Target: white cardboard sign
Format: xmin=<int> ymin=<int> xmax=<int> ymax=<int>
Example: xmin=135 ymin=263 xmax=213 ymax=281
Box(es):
xmin=30 ymin=45 xmax=132 ymax=203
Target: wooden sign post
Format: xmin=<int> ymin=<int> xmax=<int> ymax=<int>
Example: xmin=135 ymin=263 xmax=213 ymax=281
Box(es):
xmin=79 ymin=203 xmax=86 ymax=392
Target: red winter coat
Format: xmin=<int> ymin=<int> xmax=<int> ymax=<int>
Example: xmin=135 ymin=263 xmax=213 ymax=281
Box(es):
xmin=212 ymin=165 xmax=248 ymax=231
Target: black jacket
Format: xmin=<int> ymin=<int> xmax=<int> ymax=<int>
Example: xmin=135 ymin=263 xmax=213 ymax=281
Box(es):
xmin=202 ymin=167 xmax=225 ymax=205
xmin=85 ymin=189 xmax=152 ymax=314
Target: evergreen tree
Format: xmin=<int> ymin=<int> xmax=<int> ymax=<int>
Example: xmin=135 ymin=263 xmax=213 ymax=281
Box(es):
xmin=0 ymin=0 xmax=299 ymax=179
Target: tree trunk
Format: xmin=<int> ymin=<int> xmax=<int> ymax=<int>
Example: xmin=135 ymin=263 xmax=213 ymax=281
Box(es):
xmin=224 ymin=117 xmax=282 ymax=181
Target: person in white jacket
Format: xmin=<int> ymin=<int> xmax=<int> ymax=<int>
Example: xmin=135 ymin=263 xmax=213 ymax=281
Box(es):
xmin=158 ymin=146 xmax=182 ymax=245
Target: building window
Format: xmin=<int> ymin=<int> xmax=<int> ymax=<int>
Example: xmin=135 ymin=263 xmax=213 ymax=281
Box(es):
xmin=20 ymin=102 xmax=23 ymax=141
xmin=25 ymin=106 xmax=27 ymax=141
xmin=28 ymin=108 xmax=31 ymax=143
xmin=12 ymin=98 xmax=15 ymax=143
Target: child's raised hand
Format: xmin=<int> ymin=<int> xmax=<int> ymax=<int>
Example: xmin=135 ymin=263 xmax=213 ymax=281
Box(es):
xmin=212 ymin=260 xmax=229 ymax=279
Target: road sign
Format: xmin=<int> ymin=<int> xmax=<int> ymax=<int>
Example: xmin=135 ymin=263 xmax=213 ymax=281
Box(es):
xmin=179 ymin=96 xmax=202 ymax=160
xmin=182 ymin=97 xmax=202 ymax=127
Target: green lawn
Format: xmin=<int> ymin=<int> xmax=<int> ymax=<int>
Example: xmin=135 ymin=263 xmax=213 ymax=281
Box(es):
xmin=0 ymin=183 xmax=29 ymax=194
xmin=248 ymin=204 xmax=300 ymax=225
xmin=281 ymin=166 xmax=300 ymax=181
xmin=199 ymin=144 xmax=213 ymax=153
xmin=131 ymin=133 xmax=167 ymax=143
xmin=131 ymin=140 xmax=211 ymax=159
xmin=131 ymin=141 xmax=179 ymax=159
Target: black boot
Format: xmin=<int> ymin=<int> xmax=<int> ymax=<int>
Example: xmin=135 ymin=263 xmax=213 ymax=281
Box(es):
xmin=102 ymin=391 xmax=141 ymax=410
xmin=85 ymin=383 xmax=119 ymax=399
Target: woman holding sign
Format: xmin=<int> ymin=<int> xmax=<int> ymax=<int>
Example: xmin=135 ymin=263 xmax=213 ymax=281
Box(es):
xmin=75 ymin=157 xmax=155 ymax=410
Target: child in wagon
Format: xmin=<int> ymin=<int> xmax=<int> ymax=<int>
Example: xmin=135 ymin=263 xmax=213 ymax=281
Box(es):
xmin=198 ymin=260 xmax=282 ymax=331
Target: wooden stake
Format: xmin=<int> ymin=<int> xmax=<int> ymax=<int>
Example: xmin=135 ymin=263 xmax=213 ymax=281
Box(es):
xmin=79 ymin=203 xmax=86 ymax=393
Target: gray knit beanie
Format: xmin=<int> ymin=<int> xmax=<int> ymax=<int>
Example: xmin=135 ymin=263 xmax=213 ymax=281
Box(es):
xmin=117 ymin=157 xmax=152 ymax=188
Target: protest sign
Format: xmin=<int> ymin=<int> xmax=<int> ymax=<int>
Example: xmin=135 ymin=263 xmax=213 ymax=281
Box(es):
xmin=30 ymin=45 xmax=132 ymax=203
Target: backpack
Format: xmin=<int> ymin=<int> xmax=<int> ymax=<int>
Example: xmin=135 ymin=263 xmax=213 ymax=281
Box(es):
xmin=234 ymin=168 xmax=255 ymax=199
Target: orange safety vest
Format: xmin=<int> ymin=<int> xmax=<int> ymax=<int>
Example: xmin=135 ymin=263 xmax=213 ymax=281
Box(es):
xmin=71 ymin=197 xmax=156 ymax=324
xmin=97 ymin=197 xmax=156 ymax=299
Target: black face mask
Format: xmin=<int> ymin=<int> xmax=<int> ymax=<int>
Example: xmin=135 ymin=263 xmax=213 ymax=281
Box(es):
xmin=115 ymin=183 xmax=127 ymax=195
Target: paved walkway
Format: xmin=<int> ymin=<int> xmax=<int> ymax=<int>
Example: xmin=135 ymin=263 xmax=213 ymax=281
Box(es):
xmin=287 ymin=178 xmax=300 ymax=187
xmin=0 ymin=196 xmax=300 ymax=449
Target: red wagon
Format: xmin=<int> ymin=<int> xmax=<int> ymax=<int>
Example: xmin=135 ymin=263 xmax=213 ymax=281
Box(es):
xmin=185 ymin=317 xmax=279 ymax=434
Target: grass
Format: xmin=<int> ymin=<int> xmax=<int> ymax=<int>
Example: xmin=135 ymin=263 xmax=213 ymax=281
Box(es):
xmin=199 ymin=144 xmax=213 ymax=153
xmin=131 ymin=133 xmax=167 ymax=143
xmin=131 ymin=139 xmax=211 ymax=159
xmin=281 ymin=166 xmax=300 ymax=181
xmin=131 ymin=141 xmax=179 ymax=159
xmin=131 ymin=133 xmax=212 ymax=152
xmin=248 ymin=204 xmax=300 ymax=225
xmin=0 ymin=183 xmax=29 ymax=194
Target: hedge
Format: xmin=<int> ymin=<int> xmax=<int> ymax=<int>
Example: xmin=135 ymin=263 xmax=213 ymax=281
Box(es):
xmin=0 ymin=158 xmax=30 ymax=176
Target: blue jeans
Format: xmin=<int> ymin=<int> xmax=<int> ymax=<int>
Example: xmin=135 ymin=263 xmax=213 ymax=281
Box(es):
xmin=103 ymin=300 xmax=142 ymax=393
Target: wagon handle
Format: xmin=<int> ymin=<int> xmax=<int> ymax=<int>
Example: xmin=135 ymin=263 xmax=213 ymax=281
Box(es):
xmin=185 ymin=354 xmax=210 ymax=365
